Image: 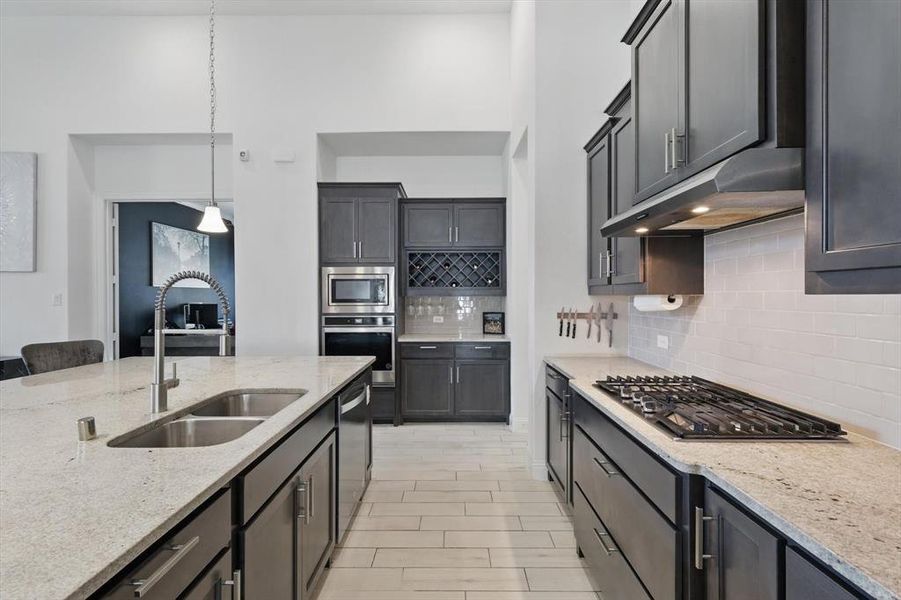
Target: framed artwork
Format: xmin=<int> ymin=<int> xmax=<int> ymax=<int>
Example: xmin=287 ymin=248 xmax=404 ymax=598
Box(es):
xmin=0 ymin=152 xmax=37 ymax=272
xmin=151 ymin=222 xmax=210 ymax=287
xmin=482 ymin=311 xmax=505 ymax=335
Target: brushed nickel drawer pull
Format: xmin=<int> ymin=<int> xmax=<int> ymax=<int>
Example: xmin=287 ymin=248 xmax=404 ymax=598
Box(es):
xmin=473 ymin=346 xmax=492 ymax=350
xmin=129 ymin=535 xmax=200 ymax=597
xmin=593 ymin=527 xmax=619 ymax=556
xmin=221 ymin=569 xmax=242 ymax=600
xmin=694 ymin=506 xmax=716 ymax=570
xmin=419 ymin=345 xmax=438 ymax=349
xmin=593 ymin=456 xmax=619 ymax=477
xmin=296 ymin=480 xmax=309 ymax=522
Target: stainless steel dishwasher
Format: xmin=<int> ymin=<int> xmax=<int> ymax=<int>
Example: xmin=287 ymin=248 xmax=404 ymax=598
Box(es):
xmin=337 ymin=375 xmax=371 ymax=541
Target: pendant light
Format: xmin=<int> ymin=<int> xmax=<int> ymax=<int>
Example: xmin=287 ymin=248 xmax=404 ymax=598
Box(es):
xmin=198 ymin=0 xmax=228 ymax=233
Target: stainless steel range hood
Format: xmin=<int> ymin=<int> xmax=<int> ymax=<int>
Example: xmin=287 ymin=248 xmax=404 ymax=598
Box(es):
xmin=600 ymin=148 xmax=804 ymax=237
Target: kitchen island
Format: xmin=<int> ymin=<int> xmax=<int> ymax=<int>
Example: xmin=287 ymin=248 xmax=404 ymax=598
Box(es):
xmin=545 ymin=355 xmax=901 ymax=600
xmin=0 ymin=355 xmax=374 ymax=600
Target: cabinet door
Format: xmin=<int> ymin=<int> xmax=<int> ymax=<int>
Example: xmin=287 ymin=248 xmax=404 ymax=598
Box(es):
xmin=454 ymin=360 xmax=508 ymax=417
xmin=404 ymin=203 xmax=454 ymax=248
xmin=633 ymin=0 xmax=683 ymax=202
xmin=546 ymin=389 xmax=568 ymax=501
xmin=358 ymin=198 xmax=395 ymax=264
xmin=370 ymin=386 xmax=396 ymax=423
xmin=298 ymin=433 xmax=336 ymax=600
xmin=320 ymin=197 xmax=358 ymax=264
xmin=785 ymin=547 xmax=859 ymax=600
xmin=401 ymin=359 xmax=454 ymax=417
xmin=683 ymin=0 xmax=763 ymax=177
xmin=610 ymin=109 xmax=644 ymax=287
xmin=181 ymin=550 xmax=235 ymax=600
xmin=453 ymin=203 xmax=505 ymax=247
xmin=702 ymin=486 xmax=779 ymax=600
xmin=240 ymin=472 xmax=300 ymax=599
xmin=587 ymin=136 xmax=612 ymax=290
xmin=805 ymin=0 xmax=901 ymax=293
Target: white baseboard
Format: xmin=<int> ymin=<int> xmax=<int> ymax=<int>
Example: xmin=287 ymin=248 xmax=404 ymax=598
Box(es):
xmin=530 ymin=461 xmax=548 ymax=481
xmin=510 ymin=416 xmax=529 ymax=433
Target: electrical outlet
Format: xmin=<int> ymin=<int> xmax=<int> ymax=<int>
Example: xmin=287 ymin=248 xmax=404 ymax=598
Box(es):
xmin=657 ymin=334 xmax=669 ymax=350
xmin=52 ymin=293 xmax=63 ymax=307
xmin=432 ymin=316 xmax=444 ymax=324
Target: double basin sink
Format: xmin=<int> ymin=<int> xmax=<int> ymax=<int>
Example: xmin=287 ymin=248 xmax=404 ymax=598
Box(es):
xmin=109 ymin=391 xmax=306 ymax=449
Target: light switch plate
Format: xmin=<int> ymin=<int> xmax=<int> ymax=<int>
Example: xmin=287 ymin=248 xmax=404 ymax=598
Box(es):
xmin=432 ymin=316 xmax=444 ymax=324
xmin=657 ymin=334 xmax=669 ymax=350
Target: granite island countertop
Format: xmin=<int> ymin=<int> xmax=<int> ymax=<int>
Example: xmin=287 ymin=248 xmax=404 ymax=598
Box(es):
xmin=0 ymin=355 xmax=375 ymax=600
xmin=398 ymin=333 xmax=510 ymax=343
xmin=545 ymin=355 xmax=901 ymax=600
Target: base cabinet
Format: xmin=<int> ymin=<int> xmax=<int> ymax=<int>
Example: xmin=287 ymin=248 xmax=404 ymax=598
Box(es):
xmin=298 ymin=434 xmax=337 ymax=599
xmin=546 ymin=388 xmax=569 ymax=503
xmin=400 ymin=342 xmax=510 ymax=421
xmin=786 ymin=547 xmax=860 ymax=600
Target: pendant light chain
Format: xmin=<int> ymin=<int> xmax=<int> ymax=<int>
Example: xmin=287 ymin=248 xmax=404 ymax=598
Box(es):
xmin=209 ymin=0 xmax=216 ymax=206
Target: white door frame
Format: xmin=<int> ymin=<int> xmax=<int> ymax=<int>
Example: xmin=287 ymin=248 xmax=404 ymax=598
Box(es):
xmin=95 ymin=193 xmax=217 ymax=360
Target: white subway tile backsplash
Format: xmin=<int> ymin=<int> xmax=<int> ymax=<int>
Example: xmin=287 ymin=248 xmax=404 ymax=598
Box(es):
xmin=628 ymin=214 xmax=901 ymax=448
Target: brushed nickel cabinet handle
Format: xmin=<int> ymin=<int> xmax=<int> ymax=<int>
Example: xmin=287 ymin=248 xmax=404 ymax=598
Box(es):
xmin=419 ymin=345 xmax=438 ymax=349
xmin=221 ymin=569 xmax=242 ymax=600
xmin=455 ymin=226 xmax=459 ymax=242
xmin=694 ymin=506 xmax=715 ymax=570
xmin=308 ymin=476 xmax=314 ymax=522
xmin=449 ymin=227 xmax=453 ymax=243
xmin=473 ymin=346 xmax=492 ymax=350
xmin=664 ymin=130 xmax=670 ymax=174
xmin=593 ymin=456 xmax=619 ymax=477
xmin=593 ymin=528 xmax=618 ymax=556
xmin=456 ymin=366 xmax=460 ymax=384
xmin=296 ymin=480 xmax=309 ymax=522
xmin=129 ymin=536 xmax=200 ymax=597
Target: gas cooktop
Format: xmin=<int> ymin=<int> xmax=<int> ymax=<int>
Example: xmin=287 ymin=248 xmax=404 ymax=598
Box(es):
xmin=594 ymin=376 xmax=847 ymax=441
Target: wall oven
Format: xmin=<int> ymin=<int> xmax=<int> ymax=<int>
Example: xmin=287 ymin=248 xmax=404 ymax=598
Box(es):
xmin=321 ymin=266 xmax=395 ymax=314
xmin=321 ymin=315 xmax=395 ymax=385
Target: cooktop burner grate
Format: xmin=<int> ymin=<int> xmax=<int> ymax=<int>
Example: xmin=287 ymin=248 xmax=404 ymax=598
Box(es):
xmin=594 ymin=376 xmax=847 ymax=440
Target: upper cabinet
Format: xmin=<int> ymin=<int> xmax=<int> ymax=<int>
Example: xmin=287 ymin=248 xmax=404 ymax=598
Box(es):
xmin=403 ymin=200 xmax=505 ymax=249
xmin=805 ymin=0 xmax=901 ymax=294
xmin=585 ymin=83 xmax=704 ymax=296
xmin=625 ymin=0 xmax=803 ymax=204
xmin=319 ymin=183 xmax=405 ymax=265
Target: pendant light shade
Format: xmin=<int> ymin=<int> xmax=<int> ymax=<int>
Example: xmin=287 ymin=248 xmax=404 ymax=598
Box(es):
xmin=198 ymin=205 xmax=228 ymax=233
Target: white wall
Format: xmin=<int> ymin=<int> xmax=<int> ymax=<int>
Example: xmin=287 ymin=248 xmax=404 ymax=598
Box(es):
xmin=333 ymin=155 xmax=506 ymax=197
xmin=522 ymin=0 xmax=636 ymax=475
xmin=0 ymin=13 xmax=511 ymax=356
xmin=629 ymin=214 xmax=901 ymax=448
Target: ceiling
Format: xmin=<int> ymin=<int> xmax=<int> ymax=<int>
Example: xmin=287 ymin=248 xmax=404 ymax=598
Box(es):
xmin=0 ymin=0 xmax=512 ymax=17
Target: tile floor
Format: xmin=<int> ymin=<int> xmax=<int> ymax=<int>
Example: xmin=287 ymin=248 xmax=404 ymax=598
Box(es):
xmin=317 ymin=423 xmax=601 ymax=600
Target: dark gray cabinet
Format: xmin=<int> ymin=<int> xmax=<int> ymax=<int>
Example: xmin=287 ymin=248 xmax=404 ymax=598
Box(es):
xmin=786 ymin=547 xmax=860 ymax=600
xmin=241 ymin=432 xmax=336 ymax=600
xmin=400 ymin=342 xmax=510 ymax=421
xmin=403 ymin=203 xmax=454 ymax=248
xmin=401 ymin=358 xmax=454 ymax=417
xmin=585 ymin=122 xmax=613 ymax=292
xmin=370 ymin=386 xmax=396 ymax=424
xmin=625 ymin=0 xmax=802 ymax=204
xmin=700 ymin=485 xmax=780 ymax=600
xmin=403 ymin=199 xmax=505 ymax=249
xmin=631 ymin=0 xmax=682 ymax=202
xmin=546 ymin=388 xmax=569 ymax=502
xmin=584 ymin=83 xmax=704 ymax=296
xmin=319 ymin=183 xmax=404 ymax=265
xmin=805 ymin=0 xmax=901 ymax=294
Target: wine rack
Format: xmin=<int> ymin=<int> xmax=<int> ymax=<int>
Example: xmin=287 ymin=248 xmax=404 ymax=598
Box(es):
xmin=406 ymin=251 xmax=504 ymax=295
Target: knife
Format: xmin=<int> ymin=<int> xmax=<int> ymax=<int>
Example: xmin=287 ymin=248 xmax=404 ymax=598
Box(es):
xmin=595 ymin=302 xmax=604 ymax=343
xmin=571 ymin=308 xmax=577 ymax=338
xmin=566 ymin=307 xmax=573 ymax=337
xmin=558 ymin=306 xmax=564 ymax=337
xmin=606 ymin=302 xmax=615 ymax=348
xmin=586 ymin=305 xmax=595 ymax=339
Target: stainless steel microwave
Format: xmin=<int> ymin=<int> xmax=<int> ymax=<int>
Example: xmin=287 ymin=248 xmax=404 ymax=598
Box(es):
xmin=321 ymin=266 xmax=395 ymax=314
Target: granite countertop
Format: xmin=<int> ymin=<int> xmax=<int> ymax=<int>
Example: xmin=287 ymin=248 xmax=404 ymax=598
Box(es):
xmin=544 ymin=355 xmax=901 ymax=600
xmin=398 ymin=333 xmax=510 ymax=343
xmin=0 ymin=355 xmax=374 ymax=600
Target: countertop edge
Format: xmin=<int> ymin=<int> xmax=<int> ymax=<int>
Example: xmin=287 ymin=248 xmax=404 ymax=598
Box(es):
xmin=397 ymin=334 xmax=510 ymax=342
xmin=544 ymin=356 xmax=898 ymax=600
xmin=67 ymin=358 xmax=375 ymax=600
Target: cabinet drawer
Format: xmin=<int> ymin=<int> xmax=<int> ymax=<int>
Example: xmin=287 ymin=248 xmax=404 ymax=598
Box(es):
xmin=573 ymin=426 xmax=678 ymax=600
xmin=237 ymin=399 xmax=336 ymax=524
xmin=785 ymin=547 xmax=860 ymax=600
xmin=573 ymin=393 xmax=678 ymax=522
xmin=574 ymin=484 xmax=651 ymax=600
xmin=400 ymin=343 xmax=455 ymax=359
xmin=101 ymin=491 xmax=232 ymax=599
xmin=181 ymin=548 xmax=234 ymax=600
xmin=455 ymin=342 xmax=510 ymax=360
xmin=545 ymin=365 xmax=569 ymax=399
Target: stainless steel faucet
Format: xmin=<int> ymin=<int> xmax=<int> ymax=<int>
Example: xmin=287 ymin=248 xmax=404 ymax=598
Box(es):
xmin=151 ymin=270 xmax=233 ymax=414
